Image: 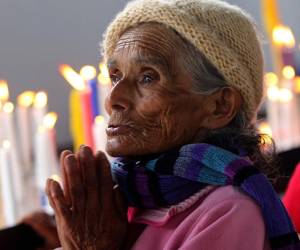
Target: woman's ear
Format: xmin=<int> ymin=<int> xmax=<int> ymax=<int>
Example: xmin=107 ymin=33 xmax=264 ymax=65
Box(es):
xmin=203 ymin=87 xmax=242 ymax=129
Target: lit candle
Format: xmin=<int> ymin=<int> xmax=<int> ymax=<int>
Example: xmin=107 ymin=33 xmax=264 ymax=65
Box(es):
xmin=0 ymin=140 xmax=17 ymax=226
xmin=0 ymin=80 xmax=9 ymax=144
xmin=278 ymin=86 xmax=294 ymax=151
xmin=32 ymin=91 xmax=48 ymax=134
xmin=265 ymin=72 xmax=280 ymax=144
xmin=80 ymin=65 xmax=99 ymax=119
xmin=59 ymin=64 xmax=94 ymax=149
xmin=98 ymin=63 xmax=111 ymax=119
xmin=34 ymin=112 xmax=58 ymax=213
xmin=1 ymin=102 xmax=24 ymax=204
xmin=17 ymin=91 xmax=35 ymax=174
xmin=92 ymin=115 xmax=107 ymax=153
xmin=272 ymin=25 xmax=296 ymax=67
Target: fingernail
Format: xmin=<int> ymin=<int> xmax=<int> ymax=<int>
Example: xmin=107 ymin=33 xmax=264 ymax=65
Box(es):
xmin=66 ymin=154 xmax=76 ymax=164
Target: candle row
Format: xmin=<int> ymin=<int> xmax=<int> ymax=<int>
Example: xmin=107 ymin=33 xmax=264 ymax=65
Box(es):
xmin=59 ymin=63 xmax=111 ymax=153
xmin=0 ymin=81 xmax=59 ymax=226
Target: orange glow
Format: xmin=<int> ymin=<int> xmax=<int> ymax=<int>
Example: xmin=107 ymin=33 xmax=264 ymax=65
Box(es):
xmin=258 ymin=122 xmax=273 ymax=145
xmin=272 ymin=25 xmax=295 ymax=48
xmin=34 ymin=91 xmax=48 ymax=108
xmin=264 ymin=72 xmax=278 ymax=87
xmin=0 ymin=80 xmax=9 ymax=103
xmin=295 ymin=77 xmax=300 ymax=93
xmin=59 ymin=64 xmax=85 ymax=91
xmin=3 ymin=102 xmax=14 ymax=113
xmin=80 ymin=65 xmax=97 ymax=81
xmin=282 ymin=66 xmax=295 ymax=80
xmin=18 ymin=91 xmax=35 ymax=107
xmin=43 ymin=112 xmax=58 ymax=129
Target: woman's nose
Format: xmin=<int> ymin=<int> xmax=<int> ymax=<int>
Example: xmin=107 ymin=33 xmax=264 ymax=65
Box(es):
xmin=105 ymin=80 xmax=132 ymax=114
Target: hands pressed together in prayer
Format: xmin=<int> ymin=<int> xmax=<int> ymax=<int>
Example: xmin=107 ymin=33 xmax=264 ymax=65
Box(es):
xmin=45 ymin=146 xmax=128 ymax=250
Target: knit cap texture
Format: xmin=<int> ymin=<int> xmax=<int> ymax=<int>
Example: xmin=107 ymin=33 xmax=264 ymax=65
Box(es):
xmin=102 ymin=0 xmax=264 ymax=123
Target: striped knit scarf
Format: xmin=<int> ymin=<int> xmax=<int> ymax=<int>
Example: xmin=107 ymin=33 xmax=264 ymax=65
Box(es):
xmin=111 ymin=143 xmax=300 ymax=250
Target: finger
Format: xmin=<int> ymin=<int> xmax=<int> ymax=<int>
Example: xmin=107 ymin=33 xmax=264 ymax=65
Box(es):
xmin=114 ymin=185 xmax=128 ymax=220
xmin=46 ymin=179 xmax=57 ymax=211
xmin=60 ymin=150 xmax=72 ymax=205
xmin=95 ymin=151 xmax=114 ymax=213
xmin=64 ymin=154 xmax=85 ymax=214
xmin=48 ymin=179 xmax=71 ymax=220
xmin=78 ymin=146 xmax=100 ymax=211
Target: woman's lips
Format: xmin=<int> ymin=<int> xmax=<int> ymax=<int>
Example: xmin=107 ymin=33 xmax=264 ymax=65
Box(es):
xmin=106 ymin=125 xmax=132 ymax=136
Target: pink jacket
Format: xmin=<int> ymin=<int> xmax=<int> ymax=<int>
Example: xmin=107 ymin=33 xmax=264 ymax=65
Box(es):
xmin=129 ymin=185 xmax=271 ymax=250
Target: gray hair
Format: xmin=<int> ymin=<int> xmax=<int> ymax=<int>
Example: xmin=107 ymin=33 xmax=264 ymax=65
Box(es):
xmin=174 ymin=29 xmax=280 ymax=187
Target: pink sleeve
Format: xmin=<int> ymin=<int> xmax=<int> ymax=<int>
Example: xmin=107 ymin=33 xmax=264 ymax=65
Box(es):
xmin=179 ymin=198 xmax=270 ymax=250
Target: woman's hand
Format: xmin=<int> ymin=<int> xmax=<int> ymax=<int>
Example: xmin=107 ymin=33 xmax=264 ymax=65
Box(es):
xmin=45 ymin=146 xmax=128 ymax=250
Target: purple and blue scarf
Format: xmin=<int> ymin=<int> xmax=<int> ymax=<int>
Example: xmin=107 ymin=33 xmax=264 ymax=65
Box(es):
xmin=111 ymin=143 xmax=300 ymax=250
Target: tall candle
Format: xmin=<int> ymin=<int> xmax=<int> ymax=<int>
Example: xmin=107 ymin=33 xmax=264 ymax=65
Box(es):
xmin=69 ymin=89 xmax=85 ymax=150
xmin=0 ymin=80 xmax=9 ymax=144
xmin=34 ymin=112 xmax=58 ymax=213
xmin=32 ymin=91 xmax=48 ymax=134
xmin=17 ymin=91 xmax=35 ymax=174
xmin=60 ymin=64 xmax=94 ymax=149
xmin=1 ymin=102 xmax=24 ymax=204
xmin=80 ymin=65 xmax=99 ymax=118
xmin=0 ymin=140 xmax=17 ymax=226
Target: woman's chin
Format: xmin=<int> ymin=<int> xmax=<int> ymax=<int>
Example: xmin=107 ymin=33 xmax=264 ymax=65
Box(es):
xmin=105 ymin=137 xmax=152 ymax=157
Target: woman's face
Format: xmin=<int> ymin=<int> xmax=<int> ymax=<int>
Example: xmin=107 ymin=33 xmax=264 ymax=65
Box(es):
xmin=105 ymin=24 xmax=212 ymax=157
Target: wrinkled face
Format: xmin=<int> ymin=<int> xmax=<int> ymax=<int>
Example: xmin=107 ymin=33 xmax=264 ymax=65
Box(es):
xmin=105 ymin=24 xmax=212 ymax=157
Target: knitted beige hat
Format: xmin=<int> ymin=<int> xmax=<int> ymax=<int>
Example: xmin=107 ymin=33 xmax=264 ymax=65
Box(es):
xmin=102 ymin=0 xmax=264 ymax=123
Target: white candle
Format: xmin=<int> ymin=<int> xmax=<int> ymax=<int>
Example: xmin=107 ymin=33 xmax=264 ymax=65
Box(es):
xmin=1 ymin=102 xmax=24 ymax=204
xmin=0 ymin=140 xmax=17 ymax=226
xmin=0 ymin=80 xmax=9 ymax=144
xmin=34 ymin=112 xmax=58 ymax=213
xmin=32 ymin=91 xmax=48 ymax=135
xmin=17 ymin=91 xmax=35 ymax=175
xmin=92 ymin=115 xmax=108 ymax=153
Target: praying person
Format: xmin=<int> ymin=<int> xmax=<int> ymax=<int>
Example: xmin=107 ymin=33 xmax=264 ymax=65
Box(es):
xmin=45 ymin=0 xmax=300 ymax=249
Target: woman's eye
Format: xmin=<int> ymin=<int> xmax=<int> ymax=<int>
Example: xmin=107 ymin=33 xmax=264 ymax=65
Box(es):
xmin=140 ymin=73 xmax=155 ymax=85
xmin=109 ymin=74 xmax=121 ymax=85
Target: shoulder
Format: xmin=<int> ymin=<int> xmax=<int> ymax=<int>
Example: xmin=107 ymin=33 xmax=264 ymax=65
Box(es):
xmin=192 ymin=185 xmax=265 ymax=225
xmin=177 ymin=185 xmax=270 ymax=249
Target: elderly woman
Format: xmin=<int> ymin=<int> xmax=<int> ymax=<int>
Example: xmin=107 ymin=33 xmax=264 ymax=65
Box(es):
xmin=45 ymin=0 xmax=299 ymax=249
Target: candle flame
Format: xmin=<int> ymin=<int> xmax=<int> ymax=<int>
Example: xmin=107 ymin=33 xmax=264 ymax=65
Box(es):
xmin=34 ymin=91 xmax=48 ymax=108
xmin=80 ymin=65 xmax=97 ymax=81
xmin=18 ymin=91 xmax=35 ymax=107
xmin=95 ymin=115 xmax=105 ymax=125
xmin=43 ymin=112 xmax=58 ymax=129
xmin=267 ymin=86 xmax=279 ymax=101
xmin=282 ymin=66 xmax=295 ymax=80
xmin=0 ymin=80 xmax=9 ymax=103
xmin=2 ymin=140 xmax=11 ymax=149
xmin=3 ymin=102 xmax=14 ymax=113
xmin=59 ymin=64 xmax=85 ymax=91
xmin=278 ymin=88 xmax=293 ymax=103
xmin=98 ymin=63 xmax=111 ymax=85
xmin=272 ymin=25 xmax=295 ymax=48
